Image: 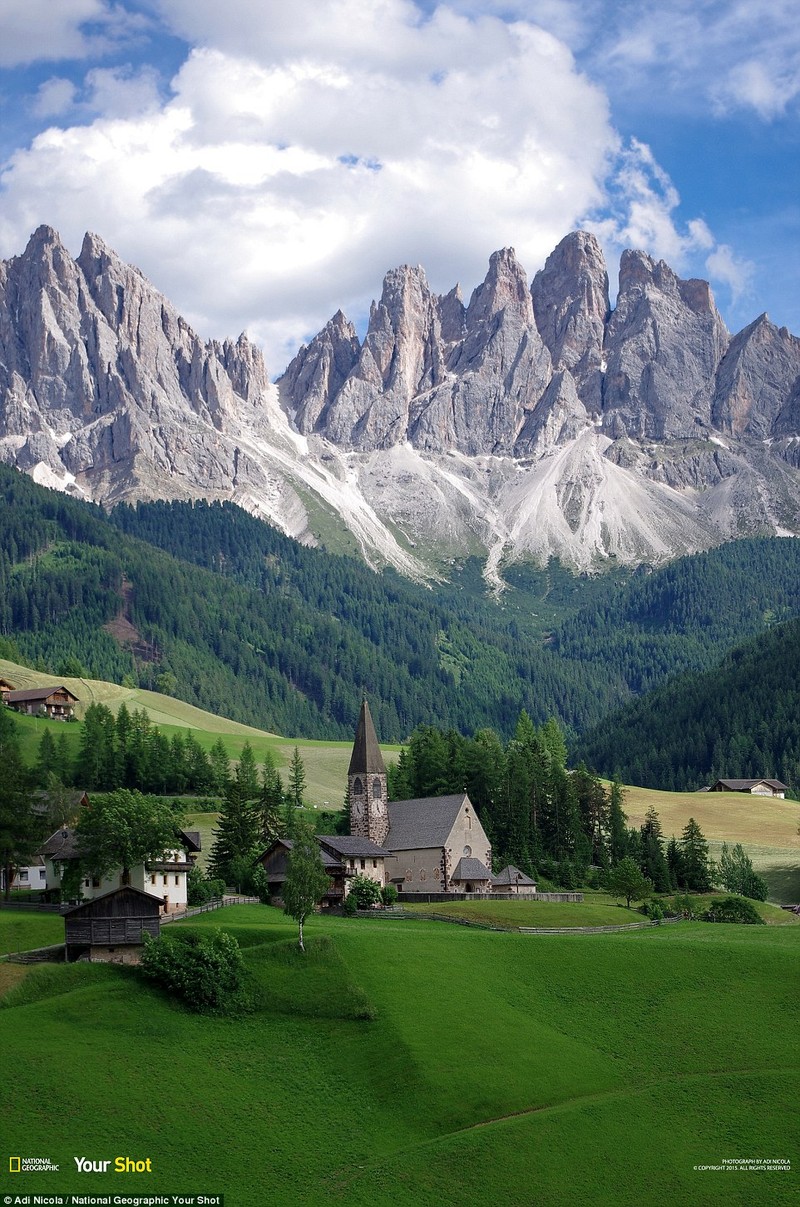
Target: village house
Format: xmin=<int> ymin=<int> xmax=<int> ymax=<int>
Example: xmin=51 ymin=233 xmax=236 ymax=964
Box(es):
xmin=5 ymin=684 xmax=79 ymax=719
xmin=256 ymin=833 xmax=393 ymax=906
xmin=39 ymin=826 xmax=201 ymax=912
xmin=709 ymin=778 xmax=788 ymax=799
xmin=0 ymin=676 xmax=16 ymax=701
xmin=0 ymin=789 xmax=90 ymax=897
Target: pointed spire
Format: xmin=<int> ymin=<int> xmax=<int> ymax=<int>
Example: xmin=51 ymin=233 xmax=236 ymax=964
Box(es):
xmin=348 ymin=698 xmax=386 ymax=776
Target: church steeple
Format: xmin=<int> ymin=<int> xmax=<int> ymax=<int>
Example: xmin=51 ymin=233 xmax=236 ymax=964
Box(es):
xmin=348 ymin=699 xmax=389 ymax=845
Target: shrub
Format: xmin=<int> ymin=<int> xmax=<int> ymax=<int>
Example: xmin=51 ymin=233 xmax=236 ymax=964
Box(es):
xmin=347 ymin=874 xmax=383 ymax=910
xmin=642 ymin=899 xmax=665 ymax=922
xmin=381 ymin=884 xmax=399 ymax=907
xmin=187 ymin=865 xmax=225 ymax=906
xmin=140 ymin=929 xmax=251 ymax=1013
xmin=341 ymin=892 xmax=359 ymax=917
xmin=672 ymin=892 xmax=698 ymax=920
xmin=703 ymin=896 xmax=765 ymax=925
xmin=250 ymin=865 xmax=271 ymax=904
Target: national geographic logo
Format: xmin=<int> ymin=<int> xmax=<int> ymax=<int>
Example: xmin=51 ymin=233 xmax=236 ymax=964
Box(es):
xmin=7 ymin=1156 xmax=60 ymax=1173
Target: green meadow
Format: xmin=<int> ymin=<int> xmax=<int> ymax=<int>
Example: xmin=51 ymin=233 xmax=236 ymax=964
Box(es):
xmin=1 ymin=904 xmax=796 ymax=1206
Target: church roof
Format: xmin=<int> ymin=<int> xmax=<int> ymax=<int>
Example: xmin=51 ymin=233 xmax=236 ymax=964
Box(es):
xmin=451 ymin=856 xmax=492 ymax=882
xmin=385 ymin=794 xmax=469 ymax=850
xmin=348 ymin=699 xmax=386 ymax=776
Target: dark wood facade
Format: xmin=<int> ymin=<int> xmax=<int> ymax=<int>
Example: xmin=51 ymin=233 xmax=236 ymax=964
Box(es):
xmin=64 ymin=886 xmax=161 ymax=962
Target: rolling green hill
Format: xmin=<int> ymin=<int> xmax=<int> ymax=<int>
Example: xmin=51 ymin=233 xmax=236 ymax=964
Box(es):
xmin=1 ymin=906 xmax=797 ymax=1205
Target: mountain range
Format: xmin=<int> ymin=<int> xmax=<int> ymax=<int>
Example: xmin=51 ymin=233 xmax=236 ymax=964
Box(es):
xmin=3 ymin=226 xmax=800 ymax=584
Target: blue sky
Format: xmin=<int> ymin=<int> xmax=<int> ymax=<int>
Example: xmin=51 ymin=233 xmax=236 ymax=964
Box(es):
xmin=0 ymin=0 xmax=797 ymax=371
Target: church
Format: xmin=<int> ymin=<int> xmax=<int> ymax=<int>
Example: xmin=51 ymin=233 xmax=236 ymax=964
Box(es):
xmin=346 ymin=699 xmax=494 ymax=895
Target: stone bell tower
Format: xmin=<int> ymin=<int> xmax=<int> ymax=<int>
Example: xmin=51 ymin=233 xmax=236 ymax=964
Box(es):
xmin=348 ymin=698 xmax=389 ymax=845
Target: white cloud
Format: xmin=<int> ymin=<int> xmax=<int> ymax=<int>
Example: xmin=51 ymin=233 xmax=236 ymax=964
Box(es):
xmin=0 ymin=1 xmax=753 ymax=369
xmin=597 ymin=0 xmax=800 ymax=120
xmin=705 ymin=243 xmax=754 ymax=304
xmin=0 ymin=0 xmax=149 ymax=68
xmin=32 ymin=78 xmax=78 ymax=118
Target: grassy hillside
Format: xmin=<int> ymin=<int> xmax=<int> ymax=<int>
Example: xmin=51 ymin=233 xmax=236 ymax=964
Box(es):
xmin=0 ymin=906 xmax=796 ymax=1205
xmin=622 ymin=784 xmax=800 ymax=904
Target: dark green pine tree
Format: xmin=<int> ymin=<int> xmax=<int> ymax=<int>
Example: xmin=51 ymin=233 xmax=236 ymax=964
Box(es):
xmin=287 ymin=746 xmax=307 ymax=811
xmin=666 ymin=835 xmax=684 ymax=888
xmin=680 ymin=817 xmax=712 ymax=892
xmin=258 ymin=751 xmax=285 ymax=844
xmin=208 ymin=779 xmax=261 ymax=887
xmin=35 ymin=729 xmax=58 ymax=788
xmin=235 ymin=740 xmax=260 ymax=801
xmin=640 ymin=806 xmax=671 ymax=892
xmin=0 ymin=709 xmax=37 ymax=899
xmin=209 ymin=737 xmax=231 ymax=796
xmin=608 ymin=778 xmax=628 ymax=864
xmin=74 ymin=702 xmax=117 ymax=790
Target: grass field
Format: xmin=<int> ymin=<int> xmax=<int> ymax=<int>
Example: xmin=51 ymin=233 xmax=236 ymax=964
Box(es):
xmin=0 ymin=908 xmax=63 ymax=955
xmin=0 ymin=904 xmax=796 ymax=1206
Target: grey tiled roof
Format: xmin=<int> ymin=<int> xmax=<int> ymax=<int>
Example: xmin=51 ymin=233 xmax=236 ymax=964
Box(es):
xmin=39 ymin=826 xmax=81 ymax=861
xmin=6 ymin=685 xmax=78 ymax=703
xmin=348 ymin=699 xmax=387 ymax=776
xmin=712 ymin=778 xmax=788 ymax=791
xmin=179 ymin=829 xmax=202 ymax=852
xmin=385 ymin=794 xmax=468 ymax=850
xmin=492 ymin=864 xmax=536 ymax=886
xmin=317 ymin=835 xmax=394 ymax=858
xmin=451 ymin=856 xmax=492 ymax=882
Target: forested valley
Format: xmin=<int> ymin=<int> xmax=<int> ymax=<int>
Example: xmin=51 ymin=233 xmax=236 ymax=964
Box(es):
xmin=2 ymin=464 xmax=800 ymax=777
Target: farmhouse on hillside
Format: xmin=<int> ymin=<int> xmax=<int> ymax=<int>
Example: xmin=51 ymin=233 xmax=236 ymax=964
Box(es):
xmin=39 ymin=826 xmax=201 ymax=912
xmin=5 ymin=684 xmax=79 ymax=719
xmin=709 ymin=778 xmax=788 ymax=799
xmin=256 ymin=834 xmax=394 ymax=905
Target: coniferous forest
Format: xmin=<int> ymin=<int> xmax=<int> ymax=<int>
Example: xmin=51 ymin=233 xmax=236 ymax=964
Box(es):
xmin=2 ymin=463 xmax=800 ymax=790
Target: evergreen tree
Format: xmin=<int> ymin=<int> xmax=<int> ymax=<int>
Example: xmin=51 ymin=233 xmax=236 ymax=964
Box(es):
xmin=35 ymin=729 xmax=58 ymax=787
xmin=235 ymin=740 xmax=260 ymax=801
xmin=666 ymin=835 xmax=684 ymax=888
xmin=208 ymin=779 xmax=261 ymax=886
xmin=640 ymin=806 xmax=671 ymax=891
xmin=287 ymin=746 xmax=307 ymax=811
xmin=680 ymin=817 xmax=712 ymax=891
xmin=258 ymin=751 xmax=285 ymax=843
xmin=717 ymin=842 xmax=768 ymax=900
xmin=608 ymin=778 xmax=628 ymax=863
xmin=209 ymin=737 xmax=231 ymax=795
xmin=0 ymin=709 xmax=36 ymax=899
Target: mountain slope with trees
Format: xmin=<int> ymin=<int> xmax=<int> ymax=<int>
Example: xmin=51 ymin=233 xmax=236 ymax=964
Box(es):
xmin=575 ymin=615 xmax=800 ymax=791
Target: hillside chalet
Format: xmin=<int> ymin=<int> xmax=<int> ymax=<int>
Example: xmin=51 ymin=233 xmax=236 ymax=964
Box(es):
xmin=63 ymin=886 xmax=161 ymax=964
xmin=6 ymin=684 xmax=79 ymax=719
xmin=709 ymin=778 xmax=788 ymax=798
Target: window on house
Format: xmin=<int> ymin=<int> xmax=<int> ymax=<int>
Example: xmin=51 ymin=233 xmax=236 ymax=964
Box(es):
xmin=38 ymin=869 xmax=46 ymax=880
xmin=151 ymin=875 xmax=156 ymax=885
xmin=372 ymin=777 xmax=382 ymax=799
xmin=163 ymin=875 xmax=168 ymax=886
xmin=353 ymin=777 xmax=363 ymax=795
xmin=372 ymin=860 xmax=377 ymax=868
xmin=360 ymin=859 xmax=365 ymax=869
xmin=19 ymin=870 xmax=28 ymax=881
xmin=92 ymin=877 xmax=101 ymax=888
xmin=174 ymin=875 xmax=179 ymax=885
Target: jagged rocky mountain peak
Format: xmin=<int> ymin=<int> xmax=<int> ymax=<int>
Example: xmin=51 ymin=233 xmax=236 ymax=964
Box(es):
xmin=3 ymin=225 xmax=800 ymax=581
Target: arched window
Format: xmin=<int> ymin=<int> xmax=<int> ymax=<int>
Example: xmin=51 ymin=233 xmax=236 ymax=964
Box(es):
xmin=353 ymin=777 xmax=363 ymax=796
xmin=371 ymin=777 xmax=382 ymax=800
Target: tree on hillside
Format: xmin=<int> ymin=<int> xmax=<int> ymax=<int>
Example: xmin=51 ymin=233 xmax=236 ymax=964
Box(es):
xmin=608 ymin=778 xmax=628 ymax=863
xmin=0 ymin=709 xmax=36 ymax=900
xmin=258 ymin=751 xmax=284 ymax=843
xmin=640 ymin=806 xmax=671 ymax=891
xmin=287 ymin=746 xmax=307 ymax=812
xmin=283 ymin=821 xmax=330 ymax=952
xmin=235 ymin=741 xmax=260 ymax=802
xmin=608 ymin=856 xmax=652 ymax=909
xmin=717 ymin=842 xmax=768 ymax=901
xmin=680 ymin=818 xmax=712 ymax=892
xmin=209 ymin=737 xmax=231 ymax=795
xmin=209 ymin=779 xmax=261 ymax=889
xmin=75 ymin=789 xmax=181 ymax=881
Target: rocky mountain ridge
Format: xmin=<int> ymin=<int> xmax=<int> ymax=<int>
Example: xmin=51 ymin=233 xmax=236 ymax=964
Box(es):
xmin=2 ymin=225 xmax=800 ymax=583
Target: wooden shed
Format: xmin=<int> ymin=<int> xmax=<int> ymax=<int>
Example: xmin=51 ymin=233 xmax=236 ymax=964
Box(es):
xmin=63 ymin=886 xmax=161 ymax=964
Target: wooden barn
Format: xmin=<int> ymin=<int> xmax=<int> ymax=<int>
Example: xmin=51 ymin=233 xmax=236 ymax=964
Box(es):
xmin=63 ymin=886 xmax=161 ymax=964
xmin=709 ymin=778 xmax=788 ymax=799
xmin=6 ymin=684 xmax=78 ymax=719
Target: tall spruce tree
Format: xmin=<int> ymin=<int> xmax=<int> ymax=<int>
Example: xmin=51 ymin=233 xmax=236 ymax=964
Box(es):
xmin=287 ymin=746 xmax=307 ymax=811
xmin=209 ymin=779 xmax=261 ymax=887
xmin=258 ymin=751 xmax=285 ymax=843
xmin=680 ymin=817 xmax=712 ymax=891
